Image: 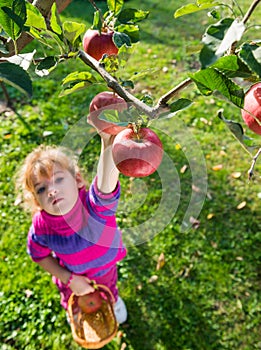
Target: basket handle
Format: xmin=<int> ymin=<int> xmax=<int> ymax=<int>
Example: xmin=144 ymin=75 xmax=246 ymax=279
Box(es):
xmin=93 ymin=283 xmax=116 ymax=305
xmin=68 ymin=282 xmax=116 ymax=308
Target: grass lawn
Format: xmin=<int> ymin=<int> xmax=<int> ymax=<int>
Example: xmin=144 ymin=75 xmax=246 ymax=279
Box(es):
xmin=0 ymin=0 xmax=260 ymax=349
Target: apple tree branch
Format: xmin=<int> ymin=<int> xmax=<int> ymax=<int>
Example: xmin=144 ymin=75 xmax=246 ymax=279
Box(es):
xmin=78 ymin=50 xmax=192 ymax=118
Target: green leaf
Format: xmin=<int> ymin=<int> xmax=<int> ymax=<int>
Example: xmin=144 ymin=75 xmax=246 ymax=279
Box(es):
xmin=215 ymin=19 xmax=245 ymax=56
xmin=200 ymin=18 xmax=234 ymax=68
xmin=158 ymin=99 xmax=193 ymax=120
xmin=190 ymin=68 xmax=244 ymax=108
xmin=25 ymin=2 xmax=46 ymax=30
xmin=35 ymin=57 xmax=58 ymax=77
xmin=113 ymin=31 xmax=132 ymax=48
xmin=59 ymin=81 xmax=94 ymax=97
xmin=0 ymin=62 xmax=32 ymax=97
xmin=62 ymin=71 xmax=96 ymax=85
xmin=217 ymin=109 xmax=257 ymax=153
xmin=211 ymin=55 xmax=253 ymax=78
xmin=174 ymin=1 xmax=219 ymax=18
xmin=4 ymin=50 xmax=36 ymax=70
xmin=107 ymin=0 xmax=124 ymax=16
xmin=118 ymin=9 xmax=149 ymax=24
xmin=0 ymin=0 xmax=27 ymax=40
xmin=50 ymin=2 xmax=62 ymax=35
xmin=100 ymin=55 xmax=119 ymax=73
xmin=62 ymin=21 xmax=86 ymax=45
xmin=99 ymin=110 xmax=129 ymax=126
xmin=115 ymin=24 xmax=139 ymax=43
xmin=92 ymin=10 xmax=102 ymax=32
xmin=239 ymin=43 xmax=261 ymax=78
xmin=27 ymin=27 xmax=53 ymax=47
xmin=169 ymin=98 xmax=193 ymax=113
xmin=211 ymin=55 xmax=239 ymax=71
xmin=200 ymin=44 xmax=218 ymax=68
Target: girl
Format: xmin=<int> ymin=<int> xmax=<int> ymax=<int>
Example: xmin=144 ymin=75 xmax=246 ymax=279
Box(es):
xmin=15 ymin=133 xmax=127 ymax=324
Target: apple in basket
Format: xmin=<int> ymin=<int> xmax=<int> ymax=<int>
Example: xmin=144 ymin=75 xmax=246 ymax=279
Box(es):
xmin=78 ymin=290 xmax=103 ymax=314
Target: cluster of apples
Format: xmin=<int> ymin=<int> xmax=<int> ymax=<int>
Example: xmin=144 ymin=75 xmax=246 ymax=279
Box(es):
xmin=241 ymin=82 xmax=261 ymax=135
xmin=87 ymin=91 xmax=163 ymax=177
xmin=83 ymin=28 xmax=163 ymax=178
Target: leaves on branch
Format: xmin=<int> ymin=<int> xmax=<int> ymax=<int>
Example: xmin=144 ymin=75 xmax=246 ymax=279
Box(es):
xmin=35 ymin=56 xmax=58 ymax=77
xmin=1 ymin=50 xmax=36 ymax=71
xmin=190 ymin=68 xmax=244 ymax=108
xmin=215 ymin=19 xmax=245 ymax=56
xmin=211 ymin=55 xmax=253 ymax=78
xmin=0 ymin=62 xmax=32 ymax=97
xmin=158 ymin=98 xmax=193 ymax=120
xmin=25 ymin=2 xmax=46 ymax=30
xmin=217 ymin=109 xmax=259 ymax=154
xmin=0 ymin=0 xmax=27 ymax=41
xmin=113 ymin=31 xmax=132 ymax=48
xmin=92 ymin=11 xmax=103 ymax=32
xmin=62 ymin=21 xmax=86 ymax=46
xmin=107 ymin=0 xmax=124 ymax=16
xmin=238 ymin=43 xmax=261 ymax=78
xmin=60 ymin=71 xmax=97 ymax=97
xmin=200 ymin=18 xmax=234 ymax=68
xmin=115 ymin=24 xmax=140 ymax=44
xmin=50 ymin=2 xmax=62 ymax=35
xmin=174 ymin=0 xmax=219 ymax=18
xmin=99 ymin=110 xmax=130 ymax=126
xmin=117 ymin=9 xmax=150 ymax=24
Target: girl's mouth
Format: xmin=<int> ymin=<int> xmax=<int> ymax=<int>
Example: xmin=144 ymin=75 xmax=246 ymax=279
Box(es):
xmin=52 ymin=198 xmax=63 ymax=205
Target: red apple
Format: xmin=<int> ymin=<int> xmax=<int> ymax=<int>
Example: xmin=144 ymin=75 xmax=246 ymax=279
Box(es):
xmin=112 ymin=127 xmax=163 ymax=177
xmin=82 ymin=29 xmax=118 ymax=61
xmin=78 ymin=290 xmax=103 ymax=314
xmin=241 ymin=82 xmax=261 ymax=135
xmin=87 ymin=91 xmax=128 ymax=135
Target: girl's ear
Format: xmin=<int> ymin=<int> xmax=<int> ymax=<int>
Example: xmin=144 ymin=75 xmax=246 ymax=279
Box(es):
xmin=76 ymin=172 xmax=85 ymax=188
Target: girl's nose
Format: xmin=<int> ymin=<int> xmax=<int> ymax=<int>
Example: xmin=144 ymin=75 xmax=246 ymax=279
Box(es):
xmin=48 ymin=187 xmax=57 ymax=197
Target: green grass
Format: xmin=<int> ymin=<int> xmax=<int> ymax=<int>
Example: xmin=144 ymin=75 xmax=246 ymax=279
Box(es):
xmin=0 ymin=0 xmax=261 ymax=349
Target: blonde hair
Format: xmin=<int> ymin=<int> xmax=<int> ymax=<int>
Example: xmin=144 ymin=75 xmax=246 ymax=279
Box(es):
xmin=15 ymin=145 xmax=84 ymax=214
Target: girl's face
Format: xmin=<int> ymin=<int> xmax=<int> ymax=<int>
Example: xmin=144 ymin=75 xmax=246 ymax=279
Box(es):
xmin=32 ymin=165 xmax=83 ymax=216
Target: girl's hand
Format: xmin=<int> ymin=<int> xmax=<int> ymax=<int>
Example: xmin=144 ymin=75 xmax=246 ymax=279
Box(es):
xmin=69 ymin=274 xmax=95 ymax=295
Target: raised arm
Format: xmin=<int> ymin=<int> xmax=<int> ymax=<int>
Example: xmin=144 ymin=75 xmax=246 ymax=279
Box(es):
xmin=96 ymin=134 xmax=120 ymax=194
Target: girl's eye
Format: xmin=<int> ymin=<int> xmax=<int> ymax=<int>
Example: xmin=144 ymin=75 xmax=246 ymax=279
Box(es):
xmin=55 ymin=177 xmax=64 ymax=184
xmin=36 ymin=186 xmax=45 ymax=195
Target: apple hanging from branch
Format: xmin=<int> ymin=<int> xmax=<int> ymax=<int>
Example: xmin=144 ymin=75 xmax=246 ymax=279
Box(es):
xmin=112 ymin=126 xmax=163 ymax=177
xmin=87 ymin=91 xmax=128 ymax=135
xmin=82 ymin=28 xmax=118 ymax=61
xmin=241 ymin=82 xmax=261 ymax=135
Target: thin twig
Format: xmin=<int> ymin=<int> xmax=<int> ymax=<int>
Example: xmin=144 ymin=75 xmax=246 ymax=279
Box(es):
xmin=155 ymin=78 xmax=193 ymax=107
xmin=243 ymin=0 xmax=261 ymax=24
xmin=248 ymin=147 xmax=261 ymax=180
xmin=229 ymin=0 xmax=260 ymax=54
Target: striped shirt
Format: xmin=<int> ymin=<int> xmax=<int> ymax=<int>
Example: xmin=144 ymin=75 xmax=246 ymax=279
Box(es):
xmin=27 ymin=177 xmax=127 ymax=278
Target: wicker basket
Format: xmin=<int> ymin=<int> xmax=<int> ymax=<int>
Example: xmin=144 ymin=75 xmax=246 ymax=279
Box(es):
xmin=68 ymin=285 xmax=118 ymax=349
